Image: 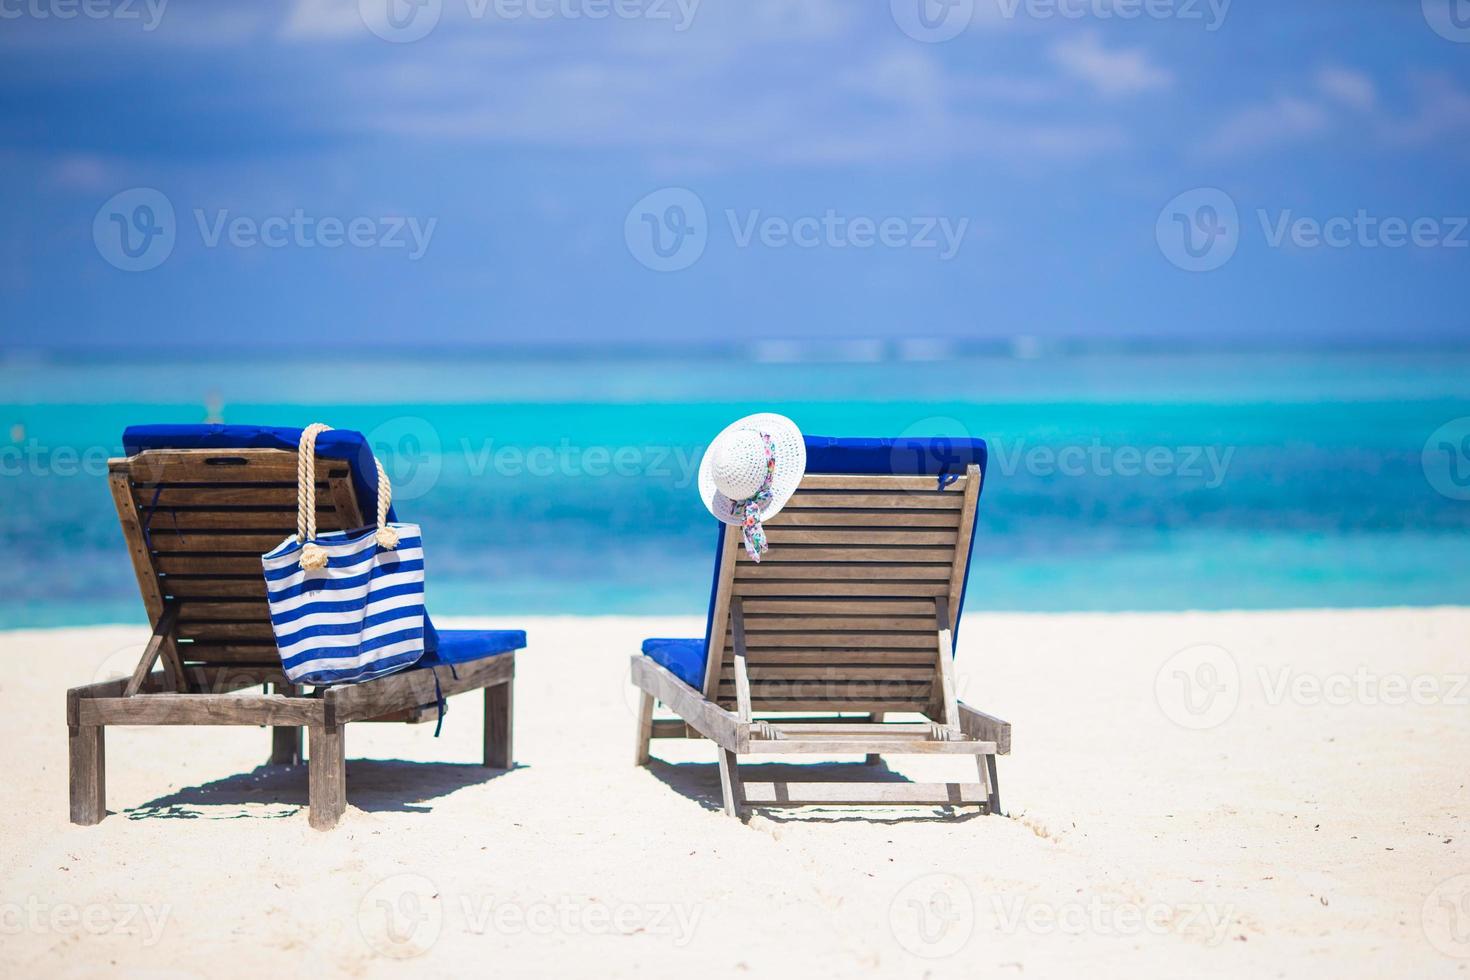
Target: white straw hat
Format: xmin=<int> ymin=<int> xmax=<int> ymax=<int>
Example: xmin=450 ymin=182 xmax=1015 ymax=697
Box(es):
xmin=698 ymin=413 xmax=806 ymax=536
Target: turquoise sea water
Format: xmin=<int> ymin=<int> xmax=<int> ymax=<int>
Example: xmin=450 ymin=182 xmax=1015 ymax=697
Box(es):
xmin=1 ymin=350 xmax=1467 ymax=628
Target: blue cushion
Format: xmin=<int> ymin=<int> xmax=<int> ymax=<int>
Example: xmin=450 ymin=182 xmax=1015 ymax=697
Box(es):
xmin=423 ymin=629 xmax=526 ymax=666
xmin=641 ymin=638 xmax=706 ymax=690
xmin=645 ymin=434 xmax=990 ymax=694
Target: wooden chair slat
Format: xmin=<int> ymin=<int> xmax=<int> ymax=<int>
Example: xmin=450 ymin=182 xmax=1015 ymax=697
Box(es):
xmin=765 ymin=509 xmax=961 ymax=528
xmin=770 ymin=529 xmax=958 ymax=546
xmin=735 ymin=581 xmax=951 ymax=597
xmin=721 ymin=632 xmax=938 ymax=650
xmin=782 ymin=493 xmax=962 ymax=510
xmin=736 ymin=547 xmax=956 ymax=563
xmin=735 ymin=564 xmax=952 ymax=581
xmin=796 ymin=473 xmax=968 ymax=492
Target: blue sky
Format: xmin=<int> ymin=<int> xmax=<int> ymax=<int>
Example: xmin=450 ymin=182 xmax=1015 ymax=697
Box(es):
xmin=1 ymin=0 xmax=1468 ymax=351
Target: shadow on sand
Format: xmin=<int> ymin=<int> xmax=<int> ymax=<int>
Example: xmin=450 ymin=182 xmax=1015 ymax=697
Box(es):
xmin=126 ymin=759 xmax=519 ymax=821
xmin=644 ymin=759 xmax=989 ymax=826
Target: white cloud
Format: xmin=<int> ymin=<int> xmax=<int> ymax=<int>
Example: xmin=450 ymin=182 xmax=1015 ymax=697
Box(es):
xmin=279 ymin=0 xmax=363 ymax=40
xmin=1047 ymin=30 xmax=1171 ymax=98
xmin=1315 ymin=67 xmax=1376 ymax=112
xmin=1194 ymin=94 xmax=1331 ymax=158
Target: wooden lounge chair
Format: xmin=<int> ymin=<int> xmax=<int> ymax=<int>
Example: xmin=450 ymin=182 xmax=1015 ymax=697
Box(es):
xmin=67 ymin=425 xmax=524 ymax=830
xmin=631 ymin=436 xmax=1010 ymax=819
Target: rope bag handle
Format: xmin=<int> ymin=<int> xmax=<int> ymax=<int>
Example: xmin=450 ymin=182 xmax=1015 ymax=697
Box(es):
xmin=297 ymin=422 xmax=399 ymax=570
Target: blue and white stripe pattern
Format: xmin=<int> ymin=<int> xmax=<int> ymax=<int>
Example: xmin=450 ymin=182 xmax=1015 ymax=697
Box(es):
xmin=262 ymin=523 xmax=427 ymax=685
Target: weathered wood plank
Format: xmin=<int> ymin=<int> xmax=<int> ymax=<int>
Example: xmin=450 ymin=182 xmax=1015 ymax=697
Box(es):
xmin=765 ymin=509 xmax=960 ymax=528
xmin=631 ymin=655 xmax=747 ymax=753
xmin=133 ymin=486 xmax=315 ymax=508
xmin=307 ymin=724 xmax=346 ymax=830
xmin=159 ymin=576 xmax=269 ymax=600
xmin=326 ymin=653 xmax=513 ymax=723
xmin=717 ymin=749 xmax=744 ymax=819
xmin=700 ymin=529 xmax=740 ymax=698
xmin=744 ymin=738 xmax=996 ymax=755
xmin=135 ymin=509 xmax=302 ymax=531
xmin=715 ymin=649 xmax=942 ymax=666
xmin=634 ymin=689 xmax=655 ymax=764
xmin=124 ymin=605 xmax=180 ymax=697
xmin=484 ymin=682 xmax=513 ymax=769
xmin=176 ymin=601 xmax=270 ymax=622
xmin=720 ymin=665 xmax=936 ymax=682
xmin=148 ymin=533 xmax=290 ymax=554
xmin=735 ymin=581 xmax=951 ymax=597
xmin=78 ymin=693 xmax=322 ymax=726
xmin=958 ymin=701 xmax=1012 ymax=755
xmin=153 ymin=554 xmax=270 ymax=576
xmin=721 ymin=632 xmax=939 ymax=649
xmin=946 ymin=464 xmax=982 ymax=624
xmin=782 ymin=493 xmax=962 ymax=510
xmin=735 ymin=564 xmax=953 ymax=581
xmin=715 ymin=699 xmax=929 ymax=713
xmin=740 ymin=782 xmax=989 ymax=806
xmin=797 ymin=474 xmax=968 ymax=492
xmin=738 ymin=615 xmax=936 ymax=632
xmin=738 ymin=547 xmax=957 ymax=564
xmin=770 ymin=529 xmax=958 ymax=546
xmin=68 ymin=722 xmax=105 ymax=825
xmin=741 ymin=599 xmax=940 ymax=616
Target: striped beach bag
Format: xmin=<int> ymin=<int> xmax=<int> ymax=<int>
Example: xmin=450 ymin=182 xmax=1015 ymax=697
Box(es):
xmin=261 ymin=424 xmax=428 ymax=685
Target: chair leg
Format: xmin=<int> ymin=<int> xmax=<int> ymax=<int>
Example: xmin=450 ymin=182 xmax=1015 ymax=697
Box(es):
xmin=270 ymin=683 xmax=302 ymax=766
xmin=484 ymin=681 xmax=513 ymax=769
xmin=983 ymin=754 xmax=1002 ymax=816
xmin=634 ymin=689 xmax=654 ymax=766
xmin=307 ymin=724 xmax=346 ymax=830
xmin=717 ymin=748 xmax=745 ymax=819
xmin=69 ymin=724 xmax=105 ymax=825
xmin=865 ymin=711 xmax=884 ymax=765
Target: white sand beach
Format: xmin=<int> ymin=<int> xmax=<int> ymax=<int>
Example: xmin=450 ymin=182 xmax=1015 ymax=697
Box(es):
xmin=2 ymin=608 xmax=1468 ymax=978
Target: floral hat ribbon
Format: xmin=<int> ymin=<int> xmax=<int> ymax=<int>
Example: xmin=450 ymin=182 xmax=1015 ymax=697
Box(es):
xmin=728 ymin=431 xmax=776 ymax=561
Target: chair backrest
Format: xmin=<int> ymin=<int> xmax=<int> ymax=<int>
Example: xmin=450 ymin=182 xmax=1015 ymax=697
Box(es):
xmin=702 ymin=464 xmax=981 ymax=715
xmin=109 ymin=448 xmax=364 ymax=672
